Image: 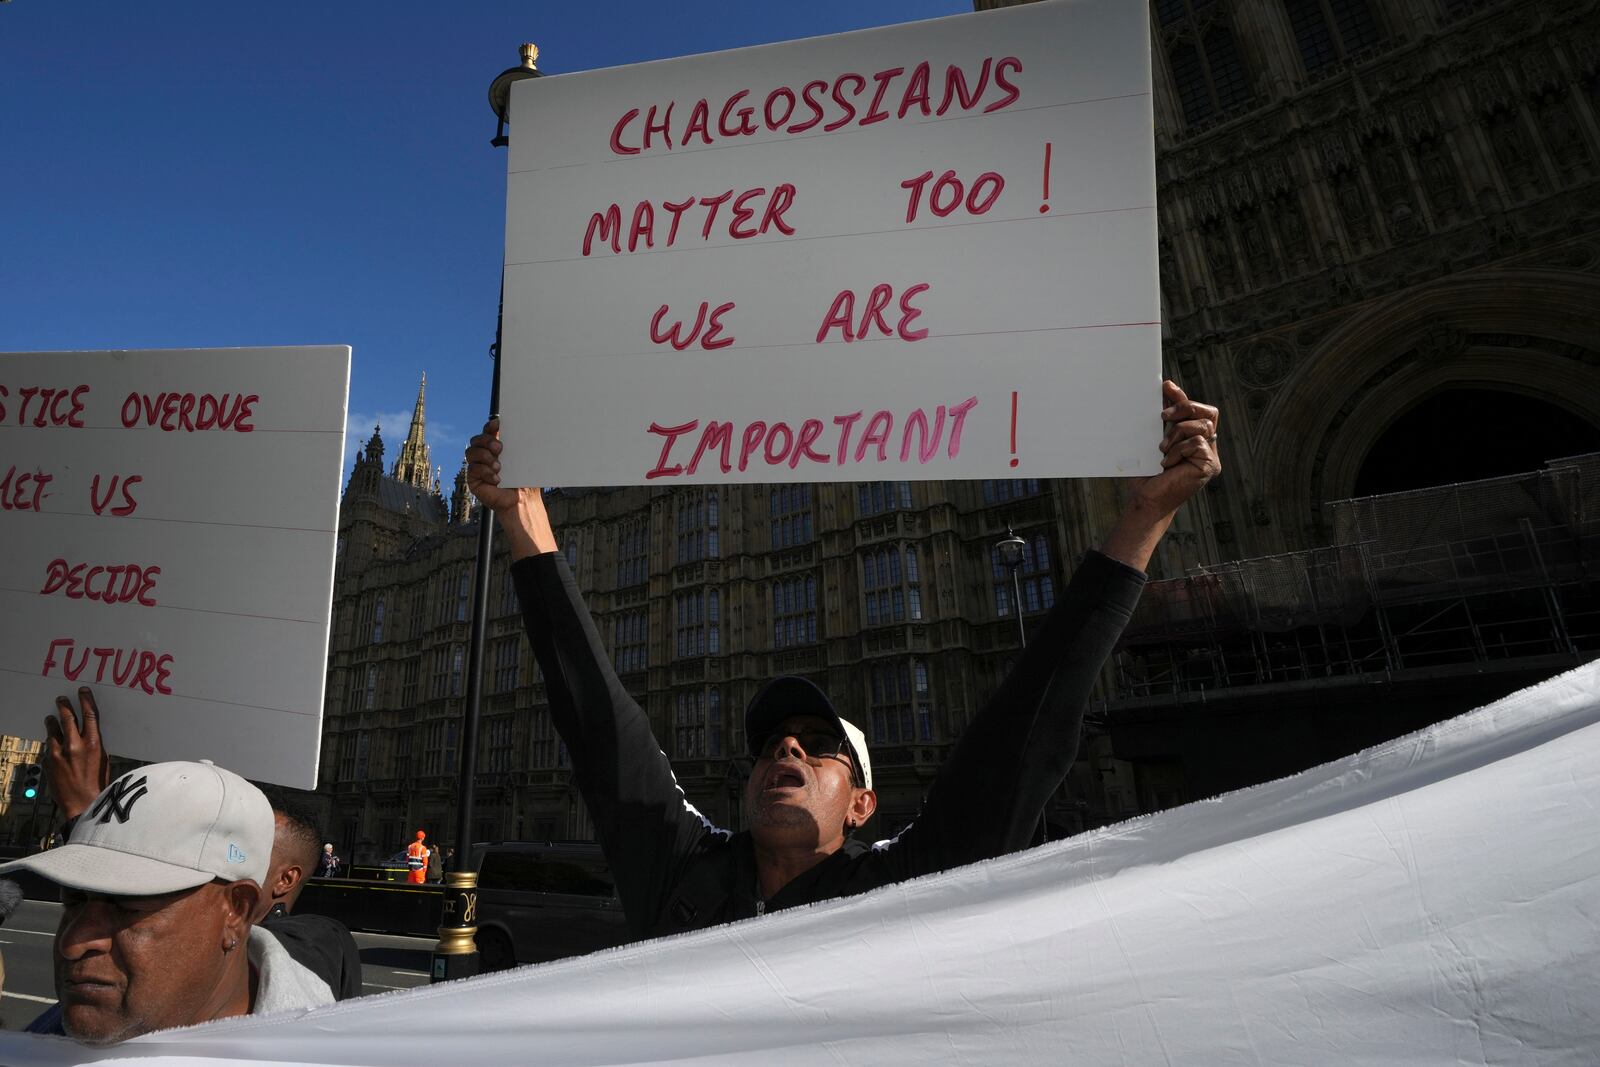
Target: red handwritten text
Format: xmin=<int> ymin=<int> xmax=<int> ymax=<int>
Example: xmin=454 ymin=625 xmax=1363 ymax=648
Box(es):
xmin=644 ymin=397 xmax=978 ymax=479
xmin=119 ymin=391 xmax=257 ymax=433
xmin=42 ymin=639 xmax=175 ymax=696
xmin=40 ymin=559 xmax=161 ymax=606
xmin=89 ymin=474 xmax=143 ymax=516
xmin=651 ymin=302 xmax=736 ymax=351
xmin=584 ymin=184 xmax=797 ymax=256
xmin=0 ymin=466 xmax=53 ymax=512
xmin=816 ymin=283 xmax=931 ymax=343
xmin=0 ymin=385 xmax=90 ymax=428
xmin=901 ymin=169 xmax=1005 ymax=223
xmin=609 ymin=57 xmax=1022 ymax=156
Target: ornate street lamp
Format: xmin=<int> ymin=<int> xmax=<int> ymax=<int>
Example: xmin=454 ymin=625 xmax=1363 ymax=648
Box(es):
xmin=996 ymin=525 xmax=1049 ymax=843
xmin=996 ymin=526 xmax=1028 ymax=650
xmin=431 ymin=43 xmax=544 ymax=985
xmin=489 ymin=44 xmax=542 ymax=147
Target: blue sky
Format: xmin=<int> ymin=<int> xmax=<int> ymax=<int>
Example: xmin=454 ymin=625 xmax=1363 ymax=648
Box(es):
xmin=1 ymin=0 xmax=971 ymax=481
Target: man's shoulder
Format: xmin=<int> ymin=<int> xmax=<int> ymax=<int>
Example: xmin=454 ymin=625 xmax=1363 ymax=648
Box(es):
xmin=260 ymin=912 xmax=362 ymax=1001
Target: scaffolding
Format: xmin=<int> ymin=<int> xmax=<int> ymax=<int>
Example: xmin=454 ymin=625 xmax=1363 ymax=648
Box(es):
xmin=1113 ymin=455 xmax=1600 ymax=700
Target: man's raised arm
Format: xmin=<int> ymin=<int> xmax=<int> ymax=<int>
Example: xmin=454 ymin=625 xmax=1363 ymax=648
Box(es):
xmin=880 ymin=380 xmax=1221 ymax=871
xmin=465 ymin=422 xmax=723 ymax=934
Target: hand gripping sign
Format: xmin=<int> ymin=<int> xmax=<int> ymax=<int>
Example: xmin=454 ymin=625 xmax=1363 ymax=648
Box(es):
xmin=497 ymin=0 xmax=1159 ymax=487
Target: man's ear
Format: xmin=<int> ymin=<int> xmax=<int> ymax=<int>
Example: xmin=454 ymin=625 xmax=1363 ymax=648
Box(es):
xmin=847 ymin=788 xmax=877 ymax=829
xmin=223 ymin=881 xmax=260 ymax=940
xmin=275 ymin=862 xmax=305 ymax=900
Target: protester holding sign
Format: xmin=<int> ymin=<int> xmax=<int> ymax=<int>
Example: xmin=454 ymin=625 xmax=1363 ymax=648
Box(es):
xmin=465 ymin=380 xmax=1219 ymax=938
xmin=0 ymin=760 xmax=335 ymax=1044
xmin=41 ymin=687 xmax=363 ymax=1002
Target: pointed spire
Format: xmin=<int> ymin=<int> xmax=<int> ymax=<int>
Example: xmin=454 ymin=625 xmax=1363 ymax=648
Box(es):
xmin=451 ymin=460 xmax=475 ymax=524
xmin=391 ymin=374 xmax=434 ymax=491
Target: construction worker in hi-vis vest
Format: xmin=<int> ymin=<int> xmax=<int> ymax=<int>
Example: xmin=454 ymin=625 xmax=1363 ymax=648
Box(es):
xmin=406 ymin=830 xmax=429 ymax=884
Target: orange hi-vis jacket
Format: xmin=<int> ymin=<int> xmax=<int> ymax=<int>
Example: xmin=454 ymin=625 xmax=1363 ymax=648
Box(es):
xmin=406 ymin=840 xmax=429 ymax=883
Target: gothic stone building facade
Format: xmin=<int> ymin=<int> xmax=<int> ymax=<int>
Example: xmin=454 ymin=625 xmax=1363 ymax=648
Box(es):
xmin=326 ymin=443 xmax=1133 ymax=858
xmin=318 ymin=0 xmax=1600 ymax=860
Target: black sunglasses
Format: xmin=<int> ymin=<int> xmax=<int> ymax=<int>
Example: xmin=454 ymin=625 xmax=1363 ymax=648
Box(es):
xmin=755 ymin=730 xmax=864 ymax=788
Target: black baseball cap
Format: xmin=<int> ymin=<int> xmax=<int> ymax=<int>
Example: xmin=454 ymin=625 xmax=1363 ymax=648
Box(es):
xmin=745 ymin=676 xmax=873 ymax=790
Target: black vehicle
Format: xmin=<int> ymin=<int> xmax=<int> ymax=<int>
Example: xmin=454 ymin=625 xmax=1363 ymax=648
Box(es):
xmin=469 ymin=841 xmax=631 ymax=972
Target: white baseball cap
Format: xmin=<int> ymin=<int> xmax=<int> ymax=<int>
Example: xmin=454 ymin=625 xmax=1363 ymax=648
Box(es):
xmin=0 ymin=761 xmax=272 ymax=895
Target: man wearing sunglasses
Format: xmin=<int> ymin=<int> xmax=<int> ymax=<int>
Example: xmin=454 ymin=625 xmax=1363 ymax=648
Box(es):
xmin=465 ymin=381 xmax=1220 ymax=937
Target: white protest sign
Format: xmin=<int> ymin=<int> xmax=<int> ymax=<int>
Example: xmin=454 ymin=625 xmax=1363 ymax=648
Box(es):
xmin=498 ymin=0 xmax=1157 ymax=487
xmin=0 ymin=347 xmax=349 ymax=789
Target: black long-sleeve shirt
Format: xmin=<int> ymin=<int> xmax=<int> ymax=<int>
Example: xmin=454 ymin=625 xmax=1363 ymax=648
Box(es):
xmin=512 ymin=550 xmax=1144 ymax=940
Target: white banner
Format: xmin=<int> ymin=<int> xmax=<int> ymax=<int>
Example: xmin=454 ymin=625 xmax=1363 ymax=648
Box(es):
xmin=499 ymin=0 xmax=1159 ymax=487
xmin=5 ymin=660 xmax=1597 ymax=1064
xmin=0 ymin=347 xmax=349 ymax=789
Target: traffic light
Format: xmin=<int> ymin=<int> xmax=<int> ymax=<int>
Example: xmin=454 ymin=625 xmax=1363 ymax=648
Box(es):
xmin=21 ymin=764 xmax=42 ymax=800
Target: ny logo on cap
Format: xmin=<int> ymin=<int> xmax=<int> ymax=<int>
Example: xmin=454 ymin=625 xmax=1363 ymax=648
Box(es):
xmin=90 ymin=774 xmax=150 ymax=825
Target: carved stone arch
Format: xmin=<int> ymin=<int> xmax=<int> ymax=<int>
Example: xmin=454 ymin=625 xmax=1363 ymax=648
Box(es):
xmin=1253 ymin=269 xmax=1600 ymax=544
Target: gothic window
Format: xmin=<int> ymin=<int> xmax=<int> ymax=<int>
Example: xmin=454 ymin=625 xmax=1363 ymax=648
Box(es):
xmin=672 ymin=694 xmax=704 ymax=758
xmin=343 ymin=668 xmax=361 ymax=716
xmin=428 ymin=646 xmax=449 ymax=699
xmin=338 ymin=732 xmax=358 ymax=780
xmin=617 ymin=520 xmax=649 ymax=587
xmin=613 ymin=609 xmax=649 ymax=673
xmin=992 ymin=533 xmax=1057 ymax=617
xmin=420 ymin=720 xmax=460 ymax=775
xmin=435 ymin=572 xmax=454 ymax=626
xmin=709 ymin=689 xmax=723 ymax=757
xmin=499 ymin=567 xmax=519 ymax=616
xmin=395 ymin=728 xmax=413 ymax=769
xmin=772 ymin=575 xmax=819 ymax=648
xmin=857 ymin=481 xmax=913 ymax=517
xmin=407 ymin=590 xmax=424 ymax=640
xmin=492 ymin=636 xmax=520 ymax=693
xmin=770 ymin=485 xmax=815 ymax=549
xmin=564 ymin=539 xmax=581 ymax=576
xmin=1158 ymin=0 xmax=1254 ymax=126
xmin=869 ymin=662 xmax=916 ymax=744
xmin=532 ymin=710 xmax=557 ymax=769
xmin=399 ymin=658 xmax=420 ymax=708
xmin=863 ymin=546 xmax=924 ymax=626
xmin=1284 ymin=0 xmax=1380 ymax=75
xmin=676 ymin=490 xmax=721 ymax=563
xmin=421 ymin=721 xmax=445 ymax=776
xmin=449 ymin=644 xmax=465 ymax=697
xmin=915 ymin=661 xmax=935 ymax=742
xmin=364 ymin=665 xmax=378 ymax=710
xmin=675 ymin=690 xmax=715 ymax=758
xmin=455 ymin=572 xmax=470 ymax=623
xmin=981 ymin=479 xmax=1042 ymax=505
xmin=675 ymin=590 xmax=719 ymax=658
xmin=483 ymin=716 xmax=514 ymax=773
xmin=371 ymin=595 xmax=385 ymax=643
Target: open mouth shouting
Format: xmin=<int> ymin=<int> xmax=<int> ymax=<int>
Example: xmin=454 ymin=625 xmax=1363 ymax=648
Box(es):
xmin=761 ymin=762 xmax=808 ymax=793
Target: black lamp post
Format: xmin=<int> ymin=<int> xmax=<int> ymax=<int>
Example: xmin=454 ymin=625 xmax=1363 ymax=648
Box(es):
xmin=430 ymin=43 xmax=543 ymax=985
xmin=996 ymin=526 xmax=1028 ymax=651
xmin=996 ymin=525 xmax=1048 ymax=843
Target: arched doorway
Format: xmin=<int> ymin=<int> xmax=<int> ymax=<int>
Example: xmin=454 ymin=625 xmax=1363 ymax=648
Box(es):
xmin=1252 ymin=269 xmax=1600 ymax=546
xmin=1354 ymin=389 xmax=1600 ymax=496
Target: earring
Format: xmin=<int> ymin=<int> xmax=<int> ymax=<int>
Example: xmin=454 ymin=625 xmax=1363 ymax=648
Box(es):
xmin=225 ymin=937 xmax=238 ymax=952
